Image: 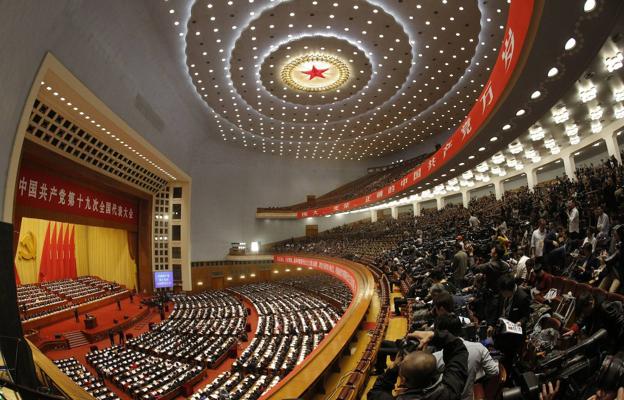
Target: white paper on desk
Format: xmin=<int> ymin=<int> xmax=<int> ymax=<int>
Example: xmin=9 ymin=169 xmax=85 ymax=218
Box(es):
xmin=544 ymin=288 xmax=558 ymax=301
xmin=499 ymin=318 xmax=523 ymax=335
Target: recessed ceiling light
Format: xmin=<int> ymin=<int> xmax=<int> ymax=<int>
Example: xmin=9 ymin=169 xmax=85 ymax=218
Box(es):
xmin=490 ymin=136 xmax=498 ymax=142
xmin=516 ymin=109 xmax=526 ymax=116
xmin=564 ymin=38 xmax=576 ymax=50
xmin=530 ymin=90 xmax=541 ymax=99
xmin=584 ymin=0 xmax=596 ymax=12
xmin=547 ymin=67 xmax=559 ymax=77
xmin=502 ymin=124 xmax=511 ymax=130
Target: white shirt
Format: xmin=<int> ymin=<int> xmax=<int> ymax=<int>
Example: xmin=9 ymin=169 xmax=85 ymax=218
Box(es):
xmin=567 ymin=207 xmax=579 ymax=233
xmin=531 ymin=228 xmax=546 ymax=257
xmin=515 ymin=255 xmax=530 ymax=280
xmin=435 ymin=339 xmax=499 ymax=400
xmin=597 ymin=213 xmax=610 ymax=237
xmin=582 ymin=236 xmax=597 ymax=253
xmin=469 ymin=216 xmax=480 ymax=227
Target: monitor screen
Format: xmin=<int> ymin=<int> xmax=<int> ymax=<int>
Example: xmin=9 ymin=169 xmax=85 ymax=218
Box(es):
xmin=154 ymin=271 xmax=173 ymax=289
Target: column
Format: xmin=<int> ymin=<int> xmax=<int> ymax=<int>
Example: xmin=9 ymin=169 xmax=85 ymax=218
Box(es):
xmin=562 ymin=154 xmax=576 ymax=181
xmin=412 ymin=202 xmax=421 ymax=217
xmin=526 ymin=167 xmax=537 ymax=191
xmin=493 ymin=179 xmax=504 ymax=200
xmin=605 ymin=133 xmax=623 ymax=165
xmin=370 ymin=209 xmax=378 ymax=223
xmin=436 ymin=197 xmax=444 ymax=210
xmin=390 ymin=207 xmax=399 ymax=220
xmin=461 ymin=190 xmax=469 ymax=208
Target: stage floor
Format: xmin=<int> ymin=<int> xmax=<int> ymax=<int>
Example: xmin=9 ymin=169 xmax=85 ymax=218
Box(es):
xmin=37 ymin=295 xmax=148 ymax=341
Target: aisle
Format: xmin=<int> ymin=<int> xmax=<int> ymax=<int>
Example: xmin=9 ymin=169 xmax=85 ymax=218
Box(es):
xmin=362 ymin=290 xmax=407 ymax=399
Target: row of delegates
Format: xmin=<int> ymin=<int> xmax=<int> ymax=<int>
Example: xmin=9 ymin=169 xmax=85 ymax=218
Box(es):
xmin=54 ymin=357 xmax=119 ymax=400
xmin=86 ymin=346 xmax=202 ymax=400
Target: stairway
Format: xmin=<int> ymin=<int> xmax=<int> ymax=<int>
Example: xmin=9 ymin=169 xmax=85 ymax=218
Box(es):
xmin=64 ymin=331 xmax=89 ymax=348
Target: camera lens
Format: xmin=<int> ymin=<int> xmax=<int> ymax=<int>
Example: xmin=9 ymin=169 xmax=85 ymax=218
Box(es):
xmin=597 ymin=356 xmax=624 ymax=391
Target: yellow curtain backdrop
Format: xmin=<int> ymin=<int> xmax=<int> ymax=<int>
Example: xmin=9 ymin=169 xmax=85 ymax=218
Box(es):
xmin=15 ymin=217 xmax=136 ymax=289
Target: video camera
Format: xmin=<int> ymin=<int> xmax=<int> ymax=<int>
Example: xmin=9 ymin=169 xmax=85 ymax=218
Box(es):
xmin=503 ymin=329 xmax=608 ymax=400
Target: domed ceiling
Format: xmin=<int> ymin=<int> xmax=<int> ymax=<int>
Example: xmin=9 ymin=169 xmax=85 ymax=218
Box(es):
xmin=168 ymin=0 xmax=510 ymax=159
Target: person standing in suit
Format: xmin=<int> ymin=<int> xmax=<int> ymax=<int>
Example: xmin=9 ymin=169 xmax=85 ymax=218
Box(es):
xmin=108 ymin=330 xmax=115 ymax=347
xmin=116 ymin=298 xmax=121 ymax=311
xmin=73 ymin=307 xmax=79 ymax=323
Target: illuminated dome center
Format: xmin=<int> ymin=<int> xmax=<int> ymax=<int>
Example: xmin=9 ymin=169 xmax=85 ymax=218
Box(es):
xmin=281 ymin=54 xmax=349 ymax=93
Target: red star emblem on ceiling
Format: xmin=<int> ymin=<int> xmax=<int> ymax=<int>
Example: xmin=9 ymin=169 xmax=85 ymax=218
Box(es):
xmin=301 ymin=65 xmax=329 ymax=80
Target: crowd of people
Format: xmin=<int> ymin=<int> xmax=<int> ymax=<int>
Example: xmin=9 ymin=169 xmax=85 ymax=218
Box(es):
xmin=17 ymin=276 xmax=127 ymax=321
xmin=274 ymin=155 xmax=624 ymax=399
xmin=191 ymin=280 xmax=349 ymax=399
xmin=71 ymin=277 xmax=350 ymax=400
xmin=53 ymin=357 xmax=119 ymax=400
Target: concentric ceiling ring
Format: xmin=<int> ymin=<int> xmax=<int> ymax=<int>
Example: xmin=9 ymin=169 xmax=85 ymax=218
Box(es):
xmin=183 ymin=0 xmax=508 ymax=159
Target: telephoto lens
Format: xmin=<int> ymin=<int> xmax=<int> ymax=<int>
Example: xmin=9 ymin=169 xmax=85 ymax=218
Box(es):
xmin=597 ymin=355 xmax=624 ymax=392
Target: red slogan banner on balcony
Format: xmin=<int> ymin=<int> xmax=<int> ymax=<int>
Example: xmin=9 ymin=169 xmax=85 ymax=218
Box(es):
xmin=297 ymin=0 xmax=535 ymax=218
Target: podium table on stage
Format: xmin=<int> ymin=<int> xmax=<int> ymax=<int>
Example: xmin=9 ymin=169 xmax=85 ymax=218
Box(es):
xmin=84 ymin=316 xmax=98 ymax=329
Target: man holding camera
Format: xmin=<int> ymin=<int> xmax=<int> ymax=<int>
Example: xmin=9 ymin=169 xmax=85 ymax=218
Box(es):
xmin=367 ymin=328 xmax=468 ymax=400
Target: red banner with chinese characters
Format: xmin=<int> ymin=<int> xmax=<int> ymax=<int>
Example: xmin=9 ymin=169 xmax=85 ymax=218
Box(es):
xmin=16 ymin=166 xmax=138 ymax=225
xmin=297 ymin=0 xmax=534 ymax=218
xmin=273 ymin=254 xmax=357 ymax=292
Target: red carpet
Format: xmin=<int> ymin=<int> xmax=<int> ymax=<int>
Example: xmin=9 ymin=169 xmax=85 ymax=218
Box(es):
xmin=37 ymin=295 xmax=147 ymax=342
xmin=43 ymin=296 xmax=260 ymax=400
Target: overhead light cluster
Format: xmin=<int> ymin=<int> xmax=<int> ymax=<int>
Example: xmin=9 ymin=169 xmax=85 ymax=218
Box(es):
xmin=165 ymin=0 xmax=510 ymax=159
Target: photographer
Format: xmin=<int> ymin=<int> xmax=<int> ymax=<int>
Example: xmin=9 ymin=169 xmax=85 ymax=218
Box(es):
xmin=433 ymin=315 xmax=499 ymax=400
xmin=367 ymin=329 xmax=468 ymax=400
xmin=376 ymin=292 xmax=457 ymax=374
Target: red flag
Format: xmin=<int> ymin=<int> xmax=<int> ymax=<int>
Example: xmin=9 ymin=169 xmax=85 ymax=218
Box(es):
xmin=38 ymin=222 xmax=51 ymax=282
xmin=63 ymin=224 xmax=71 ymax=279
xmin=68 ymin=225 xmax=77 ymax=278
xmin=50 ymin=223 xmax=58 ymax=280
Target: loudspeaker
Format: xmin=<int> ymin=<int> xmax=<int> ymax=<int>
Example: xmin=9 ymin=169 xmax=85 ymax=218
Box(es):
xmin=0 ymin=222 xmax=38 ymax=397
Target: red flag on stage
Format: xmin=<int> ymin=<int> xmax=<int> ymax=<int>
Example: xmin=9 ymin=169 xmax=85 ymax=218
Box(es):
xmin=38 ymin=222 xmax=51 ymax=282
xmin=63 ymin=224 xmax=71 ymax=278
xmin=50 ymin=223 xmax=59 ymax=281
xmin=68 ymin=225 xmax=77 ymax=278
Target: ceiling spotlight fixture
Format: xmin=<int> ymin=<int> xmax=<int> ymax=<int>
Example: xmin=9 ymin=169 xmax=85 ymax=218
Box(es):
xmin=552 ymin=105 xmax=570 ymax=124
xmin=605 ymin=52 xmax=624 ymax=72
xmin=502 ymin=124 xmax=511 ymax=130
xmin=614 ymin=104 xmax=624 ymax=119
xmin=531 ymin=90 xmax=541 ymax=99
xmin=565 ymin=123 xmax=579 ymax=137
xmin=508 ymin=140 xmax=523 ymax=154
xmin=543 ymin=137 xmax=557 ymax=149
xmin=529 ymin=125 xmax=545 ymax=141
xmin=583 ymin=0 xmax=596 ymax=12
xmin=476 ymin=162 xmax=489 ymax=172
xmin=591 ymin=120 xmax=602 ymax=133
xmin=490 ymin=136 xmax=498 ymax=142
xmin=516 ymin=109 xmax=526 ymax=116
xmin=569 ymin=135 xmax=581 ymax=145
xmin=491 ymin=152 xmax=505 ymax=165
xmin=564 ymin=38 xmax=576 ymax=50
xmin=579 ymin=83 xmax=597 ymax=103
xmin=462 ymin=170 xmax=474 ymax=180
xmin=589 ymin=106 xmax=603 ymax=120
xmin=506 ymin=157 xmax=517 ymax=168
xmin=547 ymin=67 xmax=559 ymax=77
xmin=614 ymin=88 xmax=624 ymax=102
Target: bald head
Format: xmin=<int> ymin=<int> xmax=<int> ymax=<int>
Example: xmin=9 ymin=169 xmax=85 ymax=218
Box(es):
xmin=400 ymin=351 xmax=438 ymax=388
